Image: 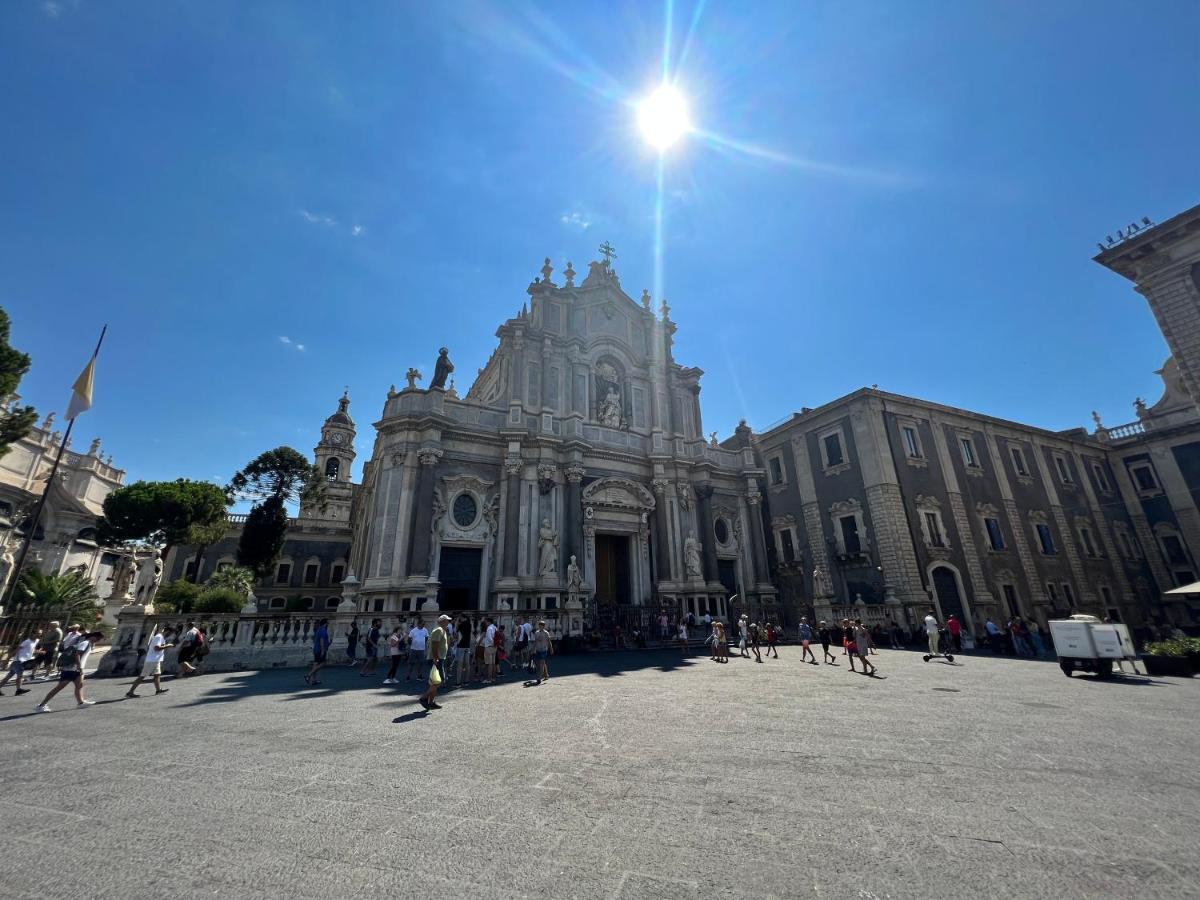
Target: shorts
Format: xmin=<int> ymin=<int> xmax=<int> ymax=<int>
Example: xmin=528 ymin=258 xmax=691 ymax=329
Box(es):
xmin=455 ymin=647 xmax=469 ymax=663
xmin=484 ymin=646 xmax=497 ymax=664
xmin=178 ymin=648 xmax=196 ymax=665
xmin=8 ymin=659 xmax=27 ymax=676
xmin=534 ymin=650 xmax=548 ymax=662
xmin=141 ymin=659 xmax=162 ymax=678
xmin=58 ymin=670 xmax=81 ymax=683
xmin=801 ymin=639 xmax=811 ymax=647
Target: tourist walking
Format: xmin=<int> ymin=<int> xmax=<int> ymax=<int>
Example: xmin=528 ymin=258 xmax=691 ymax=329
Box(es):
xmin=714 ymin=620 xmax=728 ymax=662
xmin=854 ymin=620 xmax=877 ymax=676
xmin=125 ymin=625 xmax=175 ymax=698
xmin=419 ymin=615 xmax=451 ymax=710
xmin=1010 ymin=618 xmax=1031 ymax=656
xmin=984 ymin=618 xmax=1003 ymax=653
xmin=764 ymin=622 xmax=779 ymax=659
xmin=495 ymin=625 xmax=510 ymax=675
xmin=345 ymin=620 xmax=359 ymax=665
xmin=749 ymin=621 xmax=763 ymax=663
xmin=35 ymin=629 xmax=102 ymax=712
xmin=1028 ymin=622 xmax=1046 ymax=658
xmin=858 ymin=622 xmax=876 ymax=656
xmin=481 ymin=617 xmax=498 ymax=683
xmin=177 ymin=621 xmax=203 ymax=677
xmin=658 ymin=612 xmax=669 ymax=641
xmin=677 ymin=619 xmax=689 ymax=655
xmin=818 ymin=620 xmax=836 ymax=664
xmin=844 ymin=622 xmax=860 ymax=673
xmin=887 ymin=618 xmax=902 ymax=649
xmin=533 ymin=619 xmax=554 ymax=683
xmin=383 ymin=626 xmax=405 ymax=683
xmin=406 ymin=619 xmax=428 ymax=680
xmin=946 ymin=615 xmax=962 ymax=653
xmin=304 ymin=618 xmax=331 ymax=685
xmin=924 ymin=611 xmax=941 ymax=658
xmin=737 ymin=615 xmax=749 ymax=658
xmin=454 ymin=616 xmax=472 ymax=684
xmin=798 ymin=618 xmax=817 ymax=664
xmin=30 ymin=620 xmax=62 ymax=680
xmin=0 ymin=630 xmax=38 ymax=695
xmin=360 ymin=619 xmax=382 ymax=676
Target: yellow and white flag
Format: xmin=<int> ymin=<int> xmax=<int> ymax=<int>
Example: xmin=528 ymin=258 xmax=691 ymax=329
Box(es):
xmin=65 ymin=355 xmax=96 ymax=420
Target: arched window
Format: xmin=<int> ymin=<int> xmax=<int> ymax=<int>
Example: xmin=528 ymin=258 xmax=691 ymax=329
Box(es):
xmin=325 ymin=457 xmax=340 ymax=481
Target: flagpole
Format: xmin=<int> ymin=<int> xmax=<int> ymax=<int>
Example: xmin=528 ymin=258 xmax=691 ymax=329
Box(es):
xmin=1 ymin=325 xmax=107 ymax=610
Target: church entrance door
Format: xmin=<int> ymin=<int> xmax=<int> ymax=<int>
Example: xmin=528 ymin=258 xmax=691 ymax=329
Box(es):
xmin=438 ymin=546 xmax=482 ymax=609
xmin=932 ymin=566 xmax=966 ymax=623
xmin=594 ymin=534 xmax=632 ymax=606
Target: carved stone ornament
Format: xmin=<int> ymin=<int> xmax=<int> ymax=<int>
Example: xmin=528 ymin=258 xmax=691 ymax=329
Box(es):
xmin=747 ymin=490 xmax=763 ymax=507
xmin=651 ymin=478 xmax=670 ymax=496
xmin=677 ymin=484 xmax=693 ymax=512
xmin=537 ymin=464 xmax=558 ymax=495
xmin=829 ymin=498 xmax=863 ymax=517
xmin=581 ymin=476 xmax=656 ymax=512
xmin=915 ymin=493 xmax=942 ymax=511
xmin=504 ymin=455 xmax=523 ymax=476
xmin=565 ymin=464 xmax=585 ymax=484
xmin=417 ymin=447 xmax=443 ymax=467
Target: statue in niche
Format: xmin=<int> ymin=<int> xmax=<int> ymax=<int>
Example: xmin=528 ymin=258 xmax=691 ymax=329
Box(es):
xmin=431 ymin=348 xmax=454 ymax=389
xmin=812 ymin=564 xmax=835 ymax=599
xmin=684 ymin=536 xmax=703 ymax=578
xmin=566 ymin=554 xmax=584 ymax=593
xmin=538 ymin=519 xmax=559 ymax=576
xmin=595 ymin=362 xmax=624 ymax=429
xmin=110 ymin=554 xmax=136 ymax=603
xmin=429 ymin=490 xmax=446 ymax=572
xmin=0 ymin=543 xmax=15 ymax=600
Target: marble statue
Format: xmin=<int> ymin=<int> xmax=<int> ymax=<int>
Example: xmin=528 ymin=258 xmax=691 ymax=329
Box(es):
xmin=110 ymin=554 xmax=136 ymax=603
xmin=404 ymin=369 xmax=422 ymax=390
xmin=566 ymin=554 xmax=584 ymax=593
xmin=812 ymin=564 xmax=834 ymax=599
xmin=538 ymin=519 xmax=559 ymax=576
xmin=0 ymin=543 xmax=15 ymax=600
xmin=134 ymin=550 xmax=163 ymax=605
xmin=709 ymin=432 xmax=719 ymax=448
xmin=1091 ymin=411 xmax=1104 ymax=430
xmin=88 ymin=437 xmax=102 ymax=456
xmin=684 ymin=536 xmax=703 ymax=578
xmin=1134 ymin=397 xmax=1149 ymax=421
xmin=431 ymin=347 xmax=454 ymax=390
xmin=599 ymin=388 xmax=622 ymax=428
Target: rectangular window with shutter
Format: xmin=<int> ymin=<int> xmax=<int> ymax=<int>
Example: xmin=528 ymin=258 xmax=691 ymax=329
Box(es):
xmin=780 ymin=529 xmax=795 ymax=562
xmin=985 ymin=517 xmax=1005 ymax=551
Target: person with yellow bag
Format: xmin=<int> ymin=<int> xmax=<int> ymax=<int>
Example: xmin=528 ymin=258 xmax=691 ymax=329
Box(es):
xmin=420 ymin=614 xmax=452 ymax=711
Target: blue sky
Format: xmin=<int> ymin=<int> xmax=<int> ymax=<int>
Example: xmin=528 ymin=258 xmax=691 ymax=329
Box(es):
xmin=2 ymin=0 xmax=1198 ymax=496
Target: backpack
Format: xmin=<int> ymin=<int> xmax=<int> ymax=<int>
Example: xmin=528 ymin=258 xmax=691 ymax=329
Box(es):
xmin=56 ymin=642 xmax=81 ymax=671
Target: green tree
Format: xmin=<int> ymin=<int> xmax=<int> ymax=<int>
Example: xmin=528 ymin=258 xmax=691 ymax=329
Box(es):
xmin=205 ymin=565 xmax=255 ymax=597
xmin=228 ymin=446 xmax=326 ymax=509
xmin=98 ymin=479 xmax=230 ymax=551
xmin=156 ymin=579 xmax=201 ymax=614
xmin=229 ymin=447 xmax=325 ymax=578
xmin=0 ymin=308 xmax=38 ymax=459
xmin=236 ymin=496 xmax=289 ymax=577
xmin=194 ymin=587 xmax=245 ymax=614
xmin=16 ymin=570 xmax=104 ymax=626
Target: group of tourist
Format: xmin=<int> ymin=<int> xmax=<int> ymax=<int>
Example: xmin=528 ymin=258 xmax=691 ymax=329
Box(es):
xmin=983 ymin=616 xmax=1048 ymax=657
xmin=307 ymin=613 xmax=557 ymax=705
xmin=692 ymin=613 xmax=882 ymax=676
xmin=0 ymin=620 xmax=104 ymax=711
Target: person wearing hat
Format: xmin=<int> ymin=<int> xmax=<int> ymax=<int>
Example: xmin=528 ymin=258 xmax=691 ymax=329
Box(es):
xmin=420 ymin=614 xmax=452 ymax=710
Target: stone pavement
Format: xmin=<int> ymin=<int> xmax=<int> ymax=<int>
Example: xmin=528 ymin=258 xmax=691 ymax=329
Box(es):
xmin=0 ymin=646 xmax=1197 ymax=899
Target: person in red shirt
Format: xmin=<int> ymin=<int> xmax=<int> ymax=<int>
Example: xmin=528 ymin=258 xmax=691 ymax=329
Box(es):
xmin=946 ymin=615 xmax=962 ymax=652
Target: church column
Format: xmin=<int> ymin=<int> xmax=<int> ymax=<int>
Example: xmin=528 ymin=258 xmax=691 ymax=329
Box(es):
xmin=501 ymin=452 xmax=522 ymax=578
xmin=564 ymin=465 xmax=584 ymax=570
xmin=746 ymin=486 xmax=769 ymax=585
xmin=407 ymin=447 xmax=442 ymax=577
xmin=695 ymin=484 xmax=718 ymax=583
xmin=652 ymin=478 xmax=672 ymax=581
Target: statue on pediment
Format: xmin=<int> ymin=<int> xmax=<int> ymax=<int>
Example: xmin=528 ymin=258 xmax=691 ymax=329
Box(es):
xmin=431 ymin=348 xmax=454 ymax=390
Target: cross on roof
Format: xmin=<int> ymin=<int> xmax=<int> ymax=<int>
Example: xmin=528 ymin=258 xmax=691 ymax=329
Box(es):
xmin=598 ymin=241 xmax=617 ymax=263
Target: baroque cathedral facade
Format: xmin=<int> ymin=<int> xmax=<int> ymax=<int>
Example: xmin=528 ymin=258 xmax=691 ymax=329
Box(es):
xmin=169 ymin=202 xmax=1200 ymax=634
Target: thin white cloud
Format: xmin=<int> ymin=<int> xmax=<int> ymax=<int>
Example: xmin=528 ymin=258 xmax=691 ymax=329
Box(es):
xmin=560 ymin=211 xmax=592 ymax=230
xmin=298 ymin=209 xmax=338 ymax=227
xmin=296 ymin=344 xmax=306 ymax=351
xmin=43 ymin=1 xmax=62 ymax=17
xmin=278 ymin=335 xmax=291 ymax=345
xmin=351 ymin=224 xmax=364 ymax=237
xmin=278 ymin=336 xmax=306 ymax=352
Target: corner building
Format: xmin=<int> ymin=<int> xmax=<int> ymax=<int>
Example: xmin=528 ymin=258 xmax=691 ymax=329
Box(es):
xmin=350 ymin=256 xmax=777 ymax=620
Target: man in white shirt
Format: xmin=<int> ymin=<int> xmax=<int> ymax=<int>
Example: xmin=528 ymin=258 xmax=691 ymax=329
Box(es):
xmin=406 ymin=620 xmax=429 ymax=681
xmin=0 ymin=632 xmax=39 ymax=695
xmin=519 ymin=618 xmax=534 ymax=671
xmin=125 ymin=625 xmax=175 ymax=698
xmin=482 ymin=617 xmax=498 ymax=683
xmin=924 ymin=611 xmax=941 ymax=657
xmin=36 ymin=629 xmax=103 ymax=712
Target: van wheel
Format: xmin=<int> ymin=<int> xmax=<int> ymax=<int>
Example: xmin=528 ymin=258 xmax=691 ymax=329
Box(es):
xmin=1060 ymin=662 xmax=1073 ymax=677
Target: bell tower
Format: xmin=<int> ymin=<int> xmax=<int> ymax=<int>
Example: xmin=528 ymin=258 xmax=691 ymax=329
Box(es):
xmin=304 ymin=391 xmax=356 ymax=522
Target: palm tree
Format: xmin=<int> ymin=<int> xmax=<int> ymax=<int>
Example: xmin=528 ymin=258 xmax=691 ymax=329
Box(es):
xmin=16 ymin=570 xmax=104 ymax=625
xmin=205 ymin=565 xmax=255 ymax=597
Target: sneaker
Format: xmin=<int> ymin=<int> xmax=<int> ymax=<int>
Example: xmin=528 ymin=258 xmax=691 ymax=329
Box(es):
xmin=429 ymin=702 xmax=443 ymax=710
xmin=125 ymin=692 xmax=140 ymax=699
xmin=15 ymin=688 xmax=29 ymax=695
xmin=155 ymin=688 xmax=169 ymax=695
xmin=78 ymin=699 xmax=96 ymax=707
xmin=382 ymin=678 xmax=396 ymax=684
xmin=35 ymin=704 xmax=50 ymax=713
xmin=418 ymin=697 xmax=431 ymax=709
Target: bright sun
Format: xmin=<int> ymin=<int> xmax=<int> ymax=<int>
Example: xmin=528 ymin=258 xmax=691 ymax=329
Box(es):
xmin=638 ymin=84 xmax=690 ymax=151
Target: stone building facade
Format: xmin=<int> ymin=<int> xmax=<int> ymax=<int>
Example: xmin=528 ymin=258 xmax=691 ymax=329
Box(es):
xmin=0 ymin=406 xmax=128 ymax=604
xmin=349 ymin=255 xmax=775 ymax=621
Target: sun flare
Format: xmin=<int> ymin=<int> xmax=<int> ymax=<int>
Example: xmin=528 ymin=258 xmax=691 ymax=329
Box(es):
xmin=637 ymin=84 xmax=690 ymax=151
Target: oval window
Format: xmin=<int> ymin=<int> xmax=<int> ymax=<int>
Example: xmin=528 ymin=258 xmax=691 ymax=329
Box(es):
xmin=714 ymin=518 xmax=730 ymax=544
xmin=452 ymin=493 xmax=478 ymax=528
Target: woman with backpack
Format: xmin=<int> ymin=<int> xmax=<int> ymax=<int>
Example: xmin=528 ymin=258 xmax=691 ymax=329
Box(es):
xmin=35 ymin=630 xmax=103 ymax=712
xmin=177 ymin=621 xmax=203 ymax=677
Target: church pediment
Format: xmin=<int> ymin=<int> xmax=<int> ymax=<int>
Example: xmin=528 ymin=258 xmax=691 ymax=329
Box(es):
xmin=581 ymin=476 xmax=656 ymax=511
